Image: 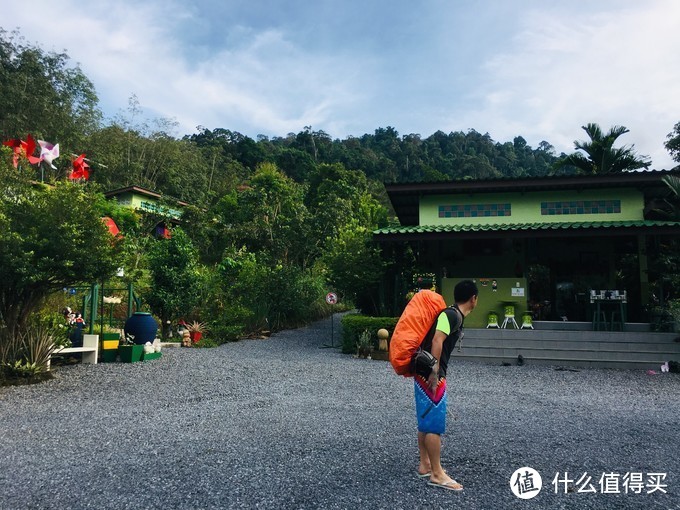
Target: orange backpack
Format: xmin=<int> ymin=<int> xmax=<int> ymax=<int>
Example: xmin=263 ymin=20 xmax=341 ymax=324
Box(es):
xmin=389 ymin=289 xmax=447 ymax=377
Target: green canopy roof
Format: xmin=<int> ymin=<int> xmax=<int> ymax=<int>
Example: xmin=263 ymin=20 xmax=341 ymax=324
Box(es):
xmin=373 ymin=220 xmax=680 ymax=241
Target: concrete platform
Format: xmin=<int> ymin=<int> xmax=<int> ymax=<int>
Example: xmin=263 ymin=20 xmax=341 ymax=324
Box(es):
xmin=459 ymin=325 xmax=680 ymax=370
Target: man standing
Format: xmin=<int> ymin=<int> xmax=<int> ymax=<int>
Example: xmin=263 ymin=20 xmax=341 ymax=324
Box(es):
xmin=415 ymin=279 xmax=478 ymax=491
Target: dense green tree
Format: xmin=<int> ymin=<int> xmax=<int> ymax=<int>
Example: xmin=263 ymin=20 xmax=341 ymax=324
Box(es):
xmin=275 ymin=148 xmax=317 ymax=182
xmin=319 ymin=221 xmax=387 ymax=313
xmin=86 ymin=99 xmax=212 ymax=201
xmin=557 ymin=123 xmax=651 ymax=174
xmin=143 ymin=228 xmax=200 ymax=338
xmin=665 ymin=122 xmax=680 ymax=166
xmin=0 ymin=163 xmax=122 ymax=338
xmin=0 ymin=29 xmax=102 ymax=181
xmin=304 ymin=163 xmax=387 ymax=259
xmin=210 ymin=162 xmax=310 ymax=266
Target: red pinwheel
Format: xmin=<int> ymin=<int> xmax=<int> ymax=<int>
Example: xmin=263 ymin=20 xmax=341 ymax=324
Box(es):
xmin=2 ymin=138 xmax=23 ymax=168
xmin=69 ymin=154 xmax=91 ymax=180
xmin=2 ymin=134 xmax=39 ymax=167
xmin=25 ymin=134 xmax=40 ymax=164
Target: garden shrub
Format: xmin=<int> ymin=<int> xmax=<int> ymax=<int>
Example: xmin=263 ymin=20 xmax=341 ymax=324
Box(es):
xmin=194 ymin=337 xmax=219 ymax=348
xmin=340 ymin=314 xmax=398 ymax=354
xmin=0 ymin=321 xmax=54 ymax=377
xmin=194 ymin=250 xmax=333 ymax=342
xmin=208 ymin=302 xmax=253 ymax=343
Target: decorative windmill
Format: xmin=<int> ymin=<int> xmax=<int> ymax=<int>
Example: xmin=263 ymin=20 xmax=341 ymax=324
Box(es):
xmin=69 ymin=154 xmax=91 ymax=180
xmin=37 ymin=140 xmax=59 ymax=168
xmin=2 ymin=134 xmax=40 ymax=168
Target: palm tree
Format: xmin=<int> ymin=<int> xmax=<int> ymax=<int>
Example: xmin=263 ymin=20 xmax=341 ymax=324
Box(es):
xmin=661 ymin=174 xmax=680 ymax=219
xmin=557 ymin=123 xmax=651 ymax=174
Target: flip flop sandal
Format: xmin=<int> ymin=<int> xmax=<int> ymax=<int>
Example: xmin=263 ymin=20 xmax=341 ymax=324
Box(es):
xmin=428 ymin=479 xmax=464 ymax=491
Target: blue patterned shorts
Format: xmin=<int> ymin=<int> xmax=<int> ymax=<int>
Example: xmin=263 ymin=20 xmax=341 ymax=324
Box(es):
xmin=414 ymin=375 xmax=447 ymax=434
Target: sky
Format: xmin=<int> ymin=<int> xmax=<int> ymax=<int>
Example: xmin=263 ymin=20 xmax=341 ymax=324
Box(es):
xmin=4 ymin=0 xmax=680 ymax=169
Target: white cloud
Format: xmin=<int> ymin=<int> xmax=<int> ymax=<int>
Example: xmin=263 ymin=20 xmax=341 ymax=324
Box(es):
xmin=452 ymin=1 xmax=680 ymax=168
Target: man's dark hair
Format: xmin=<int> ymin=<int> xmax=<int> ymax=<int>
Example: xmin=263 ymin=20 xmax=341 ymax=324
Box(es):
xmin=454 ymin=279 xmax=478 ymax=303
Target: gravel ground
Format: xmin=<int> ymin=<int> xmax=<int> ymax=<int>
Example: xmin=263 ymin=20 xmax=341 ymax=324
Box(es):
xmin=1 ymin=314 xmax=679 ymax=510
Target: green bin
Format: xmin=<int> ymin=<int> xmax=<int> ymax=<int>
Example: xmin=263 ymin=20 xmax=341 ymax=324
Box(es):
xmin=119 ymin=344 xmax=144 ymax=363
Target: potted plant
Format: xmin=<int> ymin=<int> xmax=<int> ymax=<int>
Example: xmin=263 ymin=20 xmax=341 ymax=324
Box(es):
xmin=101 ymin=324 xmax=121 ymax=340
xmin=355 ymin=329 xmax=373 ymax=359
xmin=118 ymin=333 xmax=144 ymax=363
xmin=187 ymin=321 xmax=208 ymax=343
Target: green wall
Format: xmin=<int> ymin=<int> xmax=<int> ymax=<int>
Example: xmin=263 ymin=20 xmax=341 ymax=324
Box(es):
xmin=442 ymin=277 xmax=528 ymax=329
xmin=113 ymin=192 xmax=182 ymax=219
xmin=420 ymin=188 xmax=644 ymax=225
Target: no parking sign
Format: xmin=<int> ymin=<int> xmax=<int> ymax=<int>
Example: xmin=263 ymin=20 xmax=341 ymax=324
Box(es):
xmin=323 ymin=292 xmax=338 ymax=348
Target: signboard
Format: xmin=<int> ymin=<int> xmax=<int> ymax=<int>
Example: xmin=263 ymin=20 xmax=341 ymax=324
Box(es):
xmin=325 ymin=292 xmax=338 ymax=305
xmin=511 ymin=287 xmax=525 ymax=297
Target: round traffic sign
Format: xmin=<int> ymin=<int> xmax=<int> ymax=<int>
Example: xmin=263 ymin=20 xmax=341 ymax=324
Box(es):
xmin=326 ymin=292 xmax=338 ymax=305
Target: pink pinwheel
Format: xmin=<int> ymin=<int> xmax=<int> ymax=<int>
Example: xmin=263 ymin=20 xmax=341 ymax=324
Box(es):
xmin=37 ymin=139 xmax=59 ymax=169
xmin=69 ymin=154 xmax=90 ymax=180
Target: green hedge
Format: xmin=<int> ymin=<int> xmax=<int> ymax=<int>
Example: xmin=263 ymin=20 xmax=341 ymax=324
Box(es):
xmin=340 ymin=314 xmax=399 ymax=354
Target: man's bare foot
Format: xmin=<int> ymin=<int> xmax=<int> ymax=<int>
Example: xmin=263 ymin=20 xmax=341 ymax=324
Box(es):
xmin=417 ymin=462 xmax=432 ymax=477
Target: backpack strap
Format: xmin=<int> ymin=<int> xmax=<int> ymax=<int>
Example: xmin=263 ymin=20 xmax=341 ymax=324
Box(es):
xmin=449 ymin=304 xmax=464 ymax=351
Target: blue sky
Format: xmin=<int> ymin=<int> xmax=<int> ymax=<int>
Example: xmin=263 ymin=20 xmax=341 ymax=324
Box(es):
xmin=5 ymin=0 xmax=680 ymax=169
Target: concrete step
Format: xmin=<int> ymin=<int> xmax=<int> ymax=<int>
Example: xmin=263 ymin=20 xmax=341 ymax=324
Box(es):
xmin=532 ymin=321 xmax=652 ymax=332
xmin=459 ymin=346 xmax=679 ymax=362
xmin=454 ymin=354 xmax=670 ymax=371
xmin=456 ymin=328 xmax=680 ymax=370
xmin=463 ymin=339 xmax=679 ymax=353
xmin=467 ymin=329 xmax=678 ymax=343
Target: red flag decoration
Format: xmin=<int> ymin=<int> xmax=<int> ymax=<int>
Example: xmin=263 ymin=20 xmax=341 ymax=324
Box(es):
xmin=101 ymin=216 xmax=120 ymax=237
xmin=69 ymin=154 xmax=91 ymax=180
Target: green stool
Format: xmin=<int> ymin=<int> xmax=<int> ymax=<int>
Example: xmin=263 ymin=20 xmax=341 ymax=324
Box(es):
xmin=501 ymin=305 xmax=519 ymax=329
xmin=487 ymin=311 xmax=500 ymax=328
xmin=610 ymin=310 xmax=624 ymax=331
xmin=592 ymin=310 xmax=608 ymax=331
xmin=521 ymin=312 xmax=534 ymax=330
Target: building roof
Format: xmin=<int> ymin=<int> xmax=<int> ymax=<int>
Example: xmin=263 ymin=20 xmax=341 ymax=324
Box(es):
xmin=386 ymin=170 xmax=680 ymax=226
xmin=103 ymin=185 xmax=190 ymax=207
xmin=373 ymin=220 xmax=680 ymax=241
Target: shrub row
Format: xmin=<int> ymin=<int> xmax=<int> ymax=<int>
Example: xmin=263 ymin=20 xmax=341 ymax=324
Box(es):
xmin=340 ymin=314 xmax=398 ymax=354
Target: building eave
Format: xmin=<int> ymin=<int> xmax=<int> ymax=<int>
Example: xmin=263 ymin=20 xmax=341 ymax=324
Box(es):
xmin=373 ymin=220 xmax=680 ymax=242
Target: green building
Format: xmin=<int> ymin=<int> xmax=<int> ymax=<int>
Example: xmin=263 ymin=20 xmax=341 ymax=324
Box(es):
xmin=374 ymin=171 xmax=680 ymax=329
xmin=104 ymin=185 xmax=188 ymax=237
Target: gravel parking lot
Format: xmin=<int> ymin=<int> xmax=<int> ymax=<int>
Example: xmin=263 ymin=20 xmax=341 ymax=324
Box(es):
xmin=1 ymin=315 xmax=678 ymax=509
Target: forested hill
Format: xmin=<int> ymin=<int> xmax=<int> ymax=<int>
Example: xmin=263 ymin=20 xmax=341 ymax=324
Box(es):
xmin=186 ymin=126 xmax=560 ymax=187
xmin=153 ymin=125 xmax=560 ymax=206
